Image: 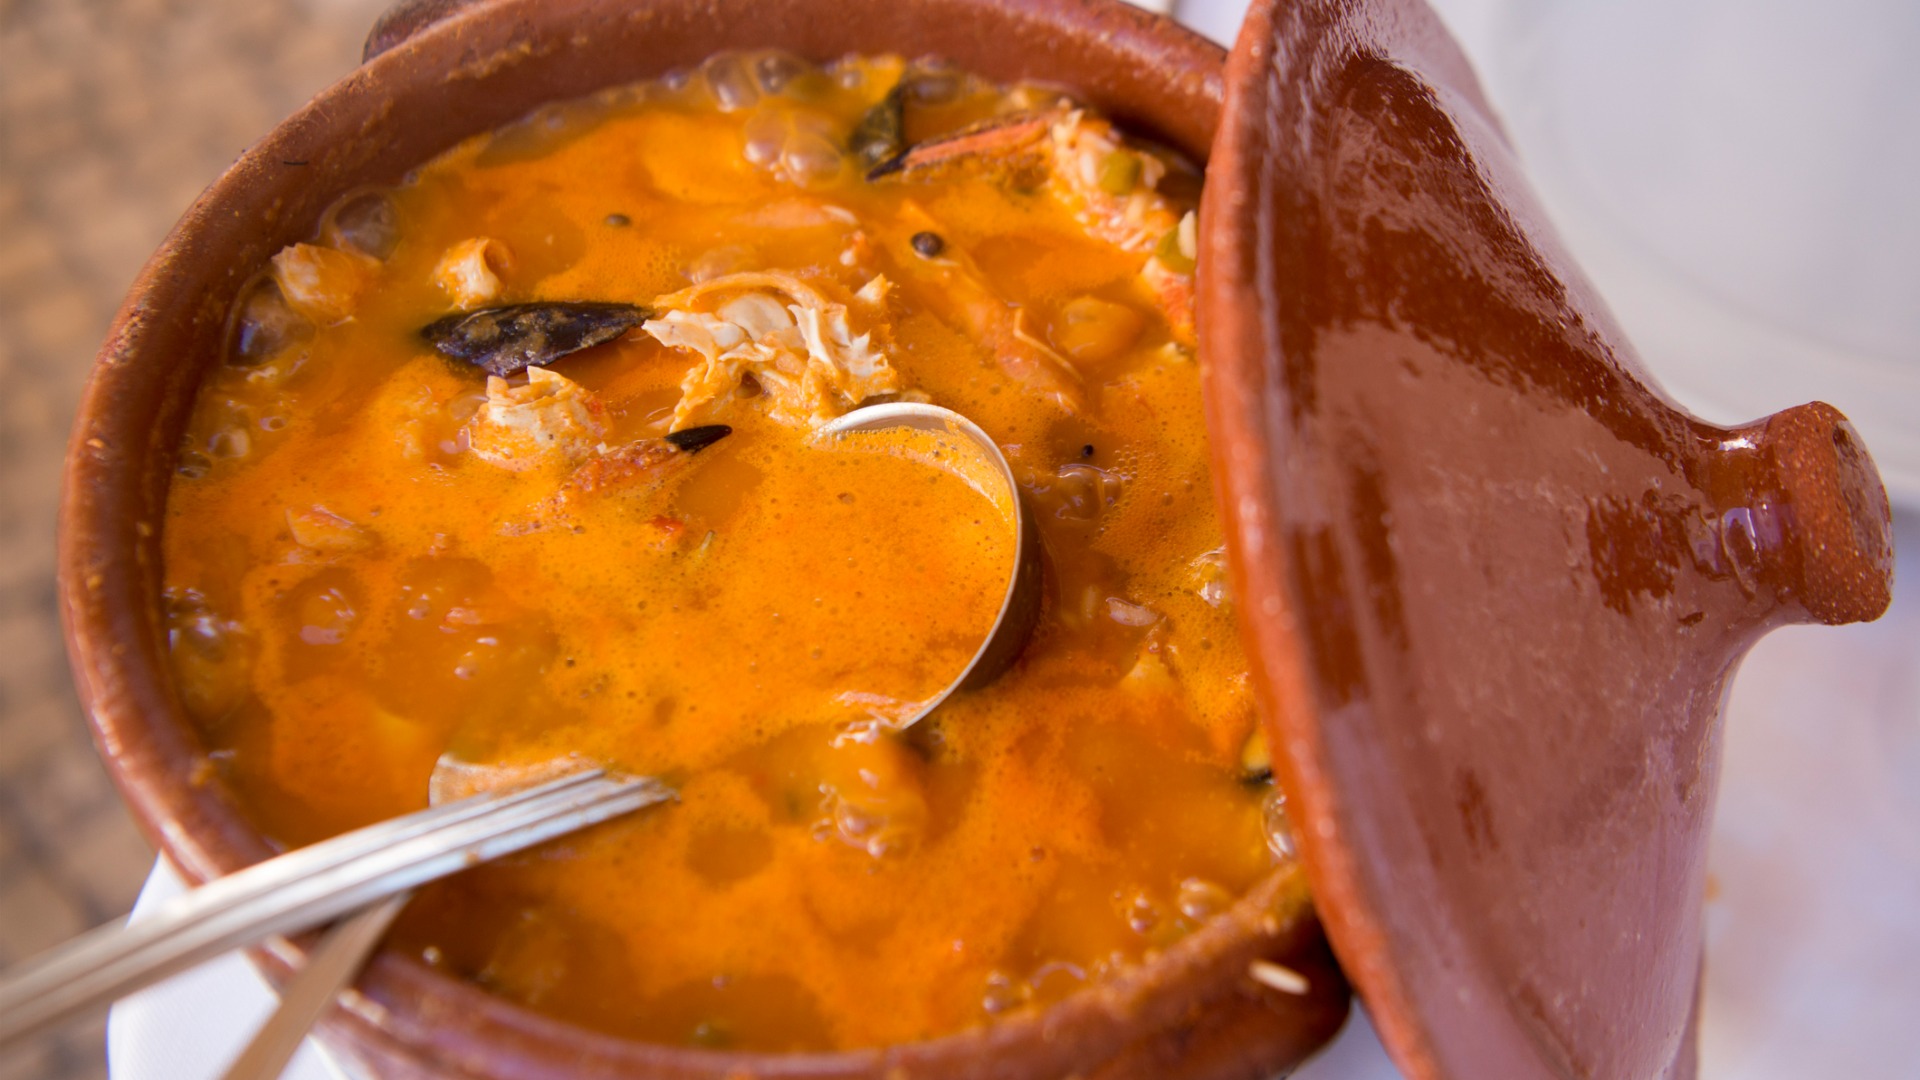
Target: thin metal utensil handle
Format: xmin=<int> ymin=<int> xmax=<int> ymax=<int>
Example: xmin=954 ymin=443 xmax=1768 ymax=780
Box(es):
xmin=219 ymin=892 xmax=410 ymax=1080
xmin=0 ymin=769 xmax=672 ymax=1046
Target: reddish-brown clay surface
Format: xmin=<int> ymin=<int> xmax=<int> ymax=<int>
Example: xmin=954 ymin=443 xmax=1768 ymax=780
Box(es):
xmin=1201 ymin=1 xmax=1893 ymax=1078
xmin=61 ymin=0 xmax=1898 ymax=1075
xmin=58 ymin=0 xmax=1350 ymax=1077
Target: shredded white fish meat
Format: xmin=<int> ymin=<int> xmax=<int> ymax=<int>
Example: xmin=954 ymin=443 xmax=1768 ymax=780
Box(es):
xmin=645 ymin=271 xmax=915 ymax=431
xmin=270 ymin=242 xmax=378 ymax=324
xmin=466 ymin=367 xmax=608 ymax=471
xmin=432 ymin=237 xmax=511 ymax=309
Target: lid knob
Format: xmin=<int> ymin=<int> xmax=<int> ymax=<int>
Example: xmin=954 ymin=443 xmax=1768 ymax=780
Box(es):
xmin=1725 ymin=401 xmax=1894 ymax=626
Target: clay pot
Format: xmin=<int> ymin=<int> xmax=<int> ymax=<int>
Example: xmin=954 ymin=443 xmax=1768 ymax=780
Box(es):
xmin=1200 ymin=0 xmax=1893 ymax=1077
xmin=60 ymin=0 xmax=1899 ymax=1076
xmin=57 ymin=0 xmax=1348 ymax=1077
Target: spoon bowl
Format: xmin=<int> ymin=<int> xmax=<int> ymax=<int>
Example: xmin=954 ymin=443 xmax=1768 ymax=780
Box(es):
xmin=429 ymin=402 xmax=1043 ymax=803
xmin=809 ymin=401 xmax=1044 ymax=725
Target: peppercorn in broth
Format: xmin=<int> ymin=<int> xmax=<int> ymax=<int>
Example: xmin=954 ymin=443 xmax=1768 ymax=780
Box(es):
xmin=162 ymin=51 xmax=1290 ymax=1052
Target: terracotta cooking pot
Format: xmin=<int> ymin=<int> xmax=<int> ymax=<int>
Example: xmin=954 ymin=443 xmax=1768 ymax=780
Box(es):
xmin=57 ymin=0 xmax=1349 ymax=1077
xmin=59 ymin=0 xmax=1899 ymax=1076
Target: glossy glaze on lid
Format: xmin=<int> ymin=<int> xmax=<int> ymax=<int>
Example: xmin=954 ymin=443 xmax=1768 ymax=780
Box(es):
xmin=1201 ymin=0 xmax=1894 ymax=1078
xmin=58 ymin=0 xmax=1352 ymax=1077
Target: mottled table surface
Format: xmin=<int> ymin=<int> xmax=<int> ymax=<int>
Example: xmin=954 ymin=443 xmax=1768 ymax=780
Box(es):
xmin=0 ymin=1 xmax=384 ymax=1075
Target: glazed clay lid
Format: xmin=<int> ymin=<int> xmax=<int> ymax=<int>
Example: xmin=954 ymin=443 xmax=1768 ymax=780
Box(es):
xmin=1196 ymin=0 xmax=1895 ymax=1078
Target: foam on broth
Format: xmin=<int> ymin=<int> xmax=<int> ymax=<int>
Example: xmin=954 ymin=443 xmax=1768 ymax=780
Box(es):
xmin=161 ymin=50 xmax=1291 ymax=1052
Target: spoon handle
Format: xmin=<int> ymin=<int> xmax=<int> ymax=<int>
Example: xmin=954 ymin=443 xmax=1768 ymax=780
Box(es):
xmin=218 ymin=892 xmax=410 ymax=1080
xmin=0 ymin=769 xmax=671 ymax=1046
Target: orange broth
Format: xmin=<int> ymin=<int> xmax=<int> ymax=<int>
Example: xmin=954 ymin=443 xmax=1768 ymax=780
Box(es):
xmin=161 ymin=51 xmax=1289 ymax=1052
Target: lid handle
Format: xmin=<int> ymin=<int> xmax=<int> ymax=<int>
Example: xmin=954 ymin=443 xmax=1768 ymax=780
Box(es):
xmin=364 ymin=0 xmax=483 ymax=62
xmin=1719 ymin=401 xmax=1893 ymax=626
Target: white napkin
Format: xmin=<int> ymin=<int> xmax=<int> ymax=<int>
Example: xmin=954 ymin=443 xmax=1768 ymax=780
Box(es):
xmin=107 ymin=861 xmax=346 ymax=1080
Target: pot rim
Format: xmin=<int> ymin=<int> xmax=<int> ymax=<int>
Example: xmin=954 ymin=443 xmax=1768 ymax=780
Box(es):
xmin=56 ymin=0 xmax=1346 ymax=1075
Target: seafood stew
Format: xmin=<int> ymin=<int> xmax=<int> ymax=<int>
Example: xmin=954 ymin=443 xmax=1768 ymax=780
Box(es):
xmin=161 ymin=50 xmax=1293 ymax=1052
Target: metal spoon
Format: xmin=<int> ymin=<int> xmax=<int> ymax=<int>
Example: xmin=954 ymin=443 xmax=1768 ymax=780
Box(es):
xmin=216 ymin=892 xmax=410 ymax=1080
xmin=431 ymin=402 xmax=1043 ymax=802
xmin=223 ymin=403 xmax=1044 ymax=1077
xmin=0 ymin=769 xmax=669 ymax=1048
xmin=202 ymin=403 xmax=1041 ymax=1076
xmin=808 ymin=401 xmax=1043 ymax=725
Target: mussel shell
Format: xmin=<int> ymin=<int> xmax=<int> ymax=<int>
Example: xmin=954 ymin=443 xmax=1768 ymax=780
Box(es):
xmin=422 ymin=301 xmax=651 ymax=377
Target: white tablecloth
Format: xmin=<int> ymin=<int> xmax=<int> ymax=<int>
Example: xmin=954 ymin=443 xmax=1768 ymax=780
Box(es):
xmin=109 ymin=864 xmax=346 ymax=1080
